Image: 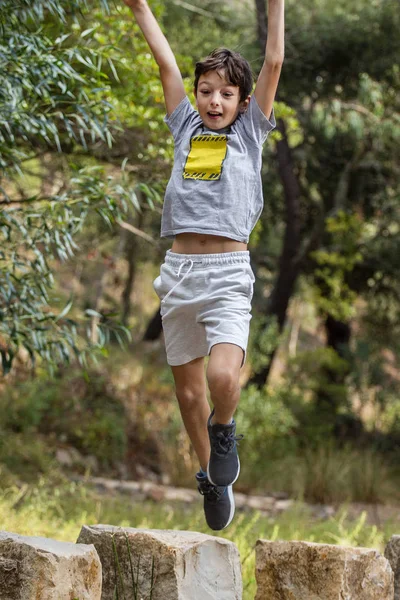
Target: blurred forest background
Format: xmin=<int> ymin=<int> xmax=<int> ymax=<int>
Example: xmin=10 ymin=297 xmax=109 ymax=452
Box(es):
xmin=1 ymin=0 xmax=400 ymax=512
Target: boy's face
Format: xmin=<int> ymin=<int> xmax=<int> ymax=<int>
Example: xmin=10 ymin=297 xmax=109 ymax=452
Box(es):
xmin=194 ymin=70 xmax=249 ymax=130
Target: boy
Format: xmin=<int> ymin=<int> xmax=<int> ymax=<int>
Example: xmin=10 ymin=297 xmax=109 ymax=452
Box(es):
xmin=123 ymin=0 xmax=284 ymax=530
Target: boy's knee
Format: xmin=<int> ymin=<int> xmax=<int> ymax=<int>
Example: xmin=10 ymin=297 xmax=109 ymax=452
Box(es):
xmin=206 ymin=368 xmax=239 ymax=399
xmin=175 ymin=383 xmax=205 ymax=408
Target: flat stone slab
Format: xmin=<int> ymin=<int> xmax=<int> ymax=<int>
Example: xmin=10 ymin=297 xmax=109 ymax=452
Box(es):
xmin=72 ymin=476 xmax=293 ymax=516
xmin=255 ymin=539 xmax=394 ymax=600
xmin=77 ymin=524 xmax=242 ymax=600
xmin=0 ymin=530 xmax=101 ymax=600
xmin=385 ymin=535 xmax=400 ymax=600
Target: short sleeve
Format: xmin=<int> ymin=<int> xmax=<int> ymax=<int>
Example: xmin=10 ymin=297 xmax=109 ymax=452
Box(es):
xmin=164 ymin=96 xmax=198 ymax=143
xmin=234 ymin=94 xmax=276 ymax=146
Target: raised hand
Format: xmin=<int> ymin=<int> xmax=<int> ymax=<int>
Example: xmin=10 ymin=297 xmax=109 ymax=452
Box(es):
xmin=121 ymin=0 xmax=186 ymax=116
xmin=122 ymin=0 xmax=144 ymax=10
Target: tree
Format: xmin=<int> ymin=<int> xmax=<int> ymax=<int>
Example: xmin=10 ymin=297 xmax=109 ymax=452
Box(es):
xmin=249 ymin=0 xmax=400 ymax=389
xmin=0 ymin=0 xmax=137 ymax=373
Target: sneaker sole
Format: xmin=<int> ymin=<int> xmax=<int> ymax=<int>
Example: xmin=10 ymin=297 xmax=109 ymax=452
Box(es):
xmin=222 ymin=485 xmax=235 ymax=529
xmin=206 ymin=456 xmax=240 ymax=488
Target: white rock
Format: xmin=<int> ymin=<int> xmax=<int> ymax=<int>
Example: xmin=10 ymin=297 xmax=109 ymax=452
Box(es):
xmin=77 ymin=524 xmax=242 ymax=600
xmin=274 ymin=499 xmax=294 ymax=513
xmin=255 ymin=539 xmax=394 ymax=600
xmin=55 ymin=447 xmax=74 ymax=466
xmin=0 ymin=530 xmax=102 ymax=600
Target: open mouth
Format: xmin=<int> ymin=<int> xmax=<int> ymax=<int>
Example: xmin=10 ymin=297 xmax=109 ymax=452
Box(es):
xmin=207 ymin=111 xmax=222 ymax=119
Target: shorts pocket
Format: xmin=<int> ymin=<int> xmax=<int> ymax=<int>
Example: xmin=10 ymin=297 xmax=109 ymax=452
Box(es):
xmin=153 ymin=263 xmax=173 ymax=307
xmin=153 ymin=275 xmax=163 ymax=299
xmin=247 ymin=266 xmax=255 ymax=301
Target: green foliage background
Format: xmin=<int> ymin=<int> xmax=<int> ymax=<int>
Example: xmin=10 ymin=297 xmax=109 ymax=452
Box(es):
xmin=0 ymin=0 xmax=400 ymax=511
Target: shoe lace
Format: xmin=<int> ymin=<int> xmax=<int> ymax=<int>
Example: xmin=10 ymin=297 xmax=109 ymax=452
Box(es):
xmin=197 ymin=479 xmax=224 ymax=504
xmin=212 ymin=430 xmax=244 ymax=455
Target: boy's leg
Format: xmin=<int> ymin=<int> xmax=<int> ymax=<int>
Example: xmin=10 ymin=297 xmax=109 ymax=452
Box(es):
xmin=206 ymin=342 xmax=244 ymax=487
xmin=206 ymin=342 xmax=243 ymax=425
xmin=171 ymin=355 xmax=235 ymax=531
xmin=171 ymin=356 xmax=210 ymax=472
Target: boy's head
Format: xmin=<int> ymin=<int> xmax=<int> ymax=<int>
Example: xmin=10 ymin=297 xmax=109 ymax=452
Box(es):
xmin=194 ymin=48 xmax=254 ymax=130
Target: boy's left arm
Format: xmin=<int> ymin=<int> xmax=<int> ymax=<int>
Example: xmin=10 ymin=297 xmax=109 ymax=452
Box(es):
xmin=253 ymin=0 xmax=285 ymax=119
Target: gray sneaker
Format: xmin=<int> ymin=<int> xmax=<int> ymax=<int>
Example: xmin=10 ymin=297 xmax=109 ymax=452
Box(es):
xmin=196 ymin=472 xmax=235 ymax=531
xmin=207 ymin=409 xmax=243 ymax=487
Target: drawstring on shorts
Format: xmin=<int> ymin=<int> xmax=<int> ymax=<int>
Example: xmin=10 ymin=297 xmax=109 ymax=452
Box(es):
xmin=161 ymin=259 xmax=194 ymax=304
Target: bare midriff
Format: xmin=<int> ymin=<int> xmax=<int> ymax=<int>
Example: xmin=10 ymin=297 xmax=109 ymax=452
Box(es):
xmin=170 ymin=232 xmax=247 ymax=254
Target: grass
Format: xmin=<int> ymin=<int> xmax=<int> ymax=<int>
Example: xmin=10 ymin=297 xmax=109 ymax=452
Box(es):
xmin=0 ymin=477 xmax=398 ymax=599
xmin=112 ymin=532 xmax=156 ymax=600
xmin=2 ymin=348 xmax=400 ymax=507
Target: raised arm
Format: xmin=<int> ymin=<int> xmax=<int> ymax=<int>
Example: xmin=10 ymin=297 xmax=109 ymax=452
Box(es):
xmin=253 ymin=0 xmax=284 ymax=119
xmin=123 ymin=0 xmax=186 ymax=115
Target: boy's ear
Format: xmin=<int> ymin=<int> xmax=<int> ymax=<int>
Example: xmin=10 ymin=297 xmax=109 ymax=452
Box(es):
xmin=193 ymin=88 xmax=198 ymax=107
xmin=239 ymin=95 xmax=251 ymax=113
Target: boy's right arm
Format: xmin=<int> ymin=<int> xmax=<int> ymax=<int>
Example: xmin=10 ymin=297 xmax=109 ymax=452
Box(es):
xmin=123 ymin=0 xmax=186 ymax=116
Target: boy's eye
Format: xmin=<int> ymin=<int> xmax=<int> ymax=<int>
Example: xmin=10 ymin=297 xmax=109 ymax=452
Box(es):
xmin=200 ymin=90 xmax=233 ymax=98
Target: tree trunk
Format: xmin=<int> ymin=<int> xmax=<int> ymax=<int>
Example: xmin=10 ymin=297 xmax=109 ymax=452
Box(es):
xmin=121 ymin=204 xmax=144 ymax=326
xmin=320 ymin=316 xmax=351 ymax=415
xmin=266 ymin=122 xmax=302 ymax=332
xmin=142 ymin=308 xmax=162 ymax=341
xmin=249 ymin=0 xmax=303 ymax=387
xmin=317 ymin=316 xmax=363 ymax=441
xmin=325 ymin=315 xmax=351 ymax=354
xmin=254 ymin=0 xmax=268 ymax=55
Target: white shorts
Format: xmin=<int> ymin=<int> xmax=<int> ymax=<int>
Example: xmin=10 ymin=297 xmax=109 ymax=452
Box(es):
xmin=153 ymin=250 xmax=255 ymax=367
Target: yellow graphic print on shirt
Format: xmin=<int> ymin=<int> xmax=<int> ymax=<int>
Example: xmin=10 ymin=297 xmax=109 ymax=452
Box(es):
xmin=183 ymin=134 xmax=228 ymax=181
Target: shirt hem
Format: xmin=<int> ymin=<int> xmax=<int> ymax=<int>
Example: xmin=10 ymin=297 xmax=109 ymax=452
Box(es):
xmin=160 ymin=228 xmax=249 ymax=244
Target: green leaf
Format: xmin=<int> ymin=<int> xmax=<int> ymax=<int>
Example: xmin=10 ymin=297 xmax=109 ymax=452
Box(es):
xmin=55 ymin=299 xmax=74 ymax=322
xmin=85 ymin=309 xmax=103 ymax=318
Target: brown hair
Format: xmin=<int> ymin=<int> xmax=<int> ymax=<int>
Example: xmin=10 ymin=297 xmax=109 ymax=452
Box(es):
xmin=194 ymin=48 xmax=254 ymax=103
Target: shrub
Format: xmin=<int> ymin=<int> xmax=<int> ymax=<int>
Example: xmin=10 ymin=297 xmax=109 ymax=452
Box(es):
xmin=0 ymin=366 xmax=126 ymax=469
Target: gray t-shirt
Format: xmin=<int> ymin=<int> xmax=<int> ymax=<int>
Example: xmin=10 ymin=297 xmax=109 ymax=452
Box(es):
xmin=161 ymin=94 xmax=276 ymax=243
